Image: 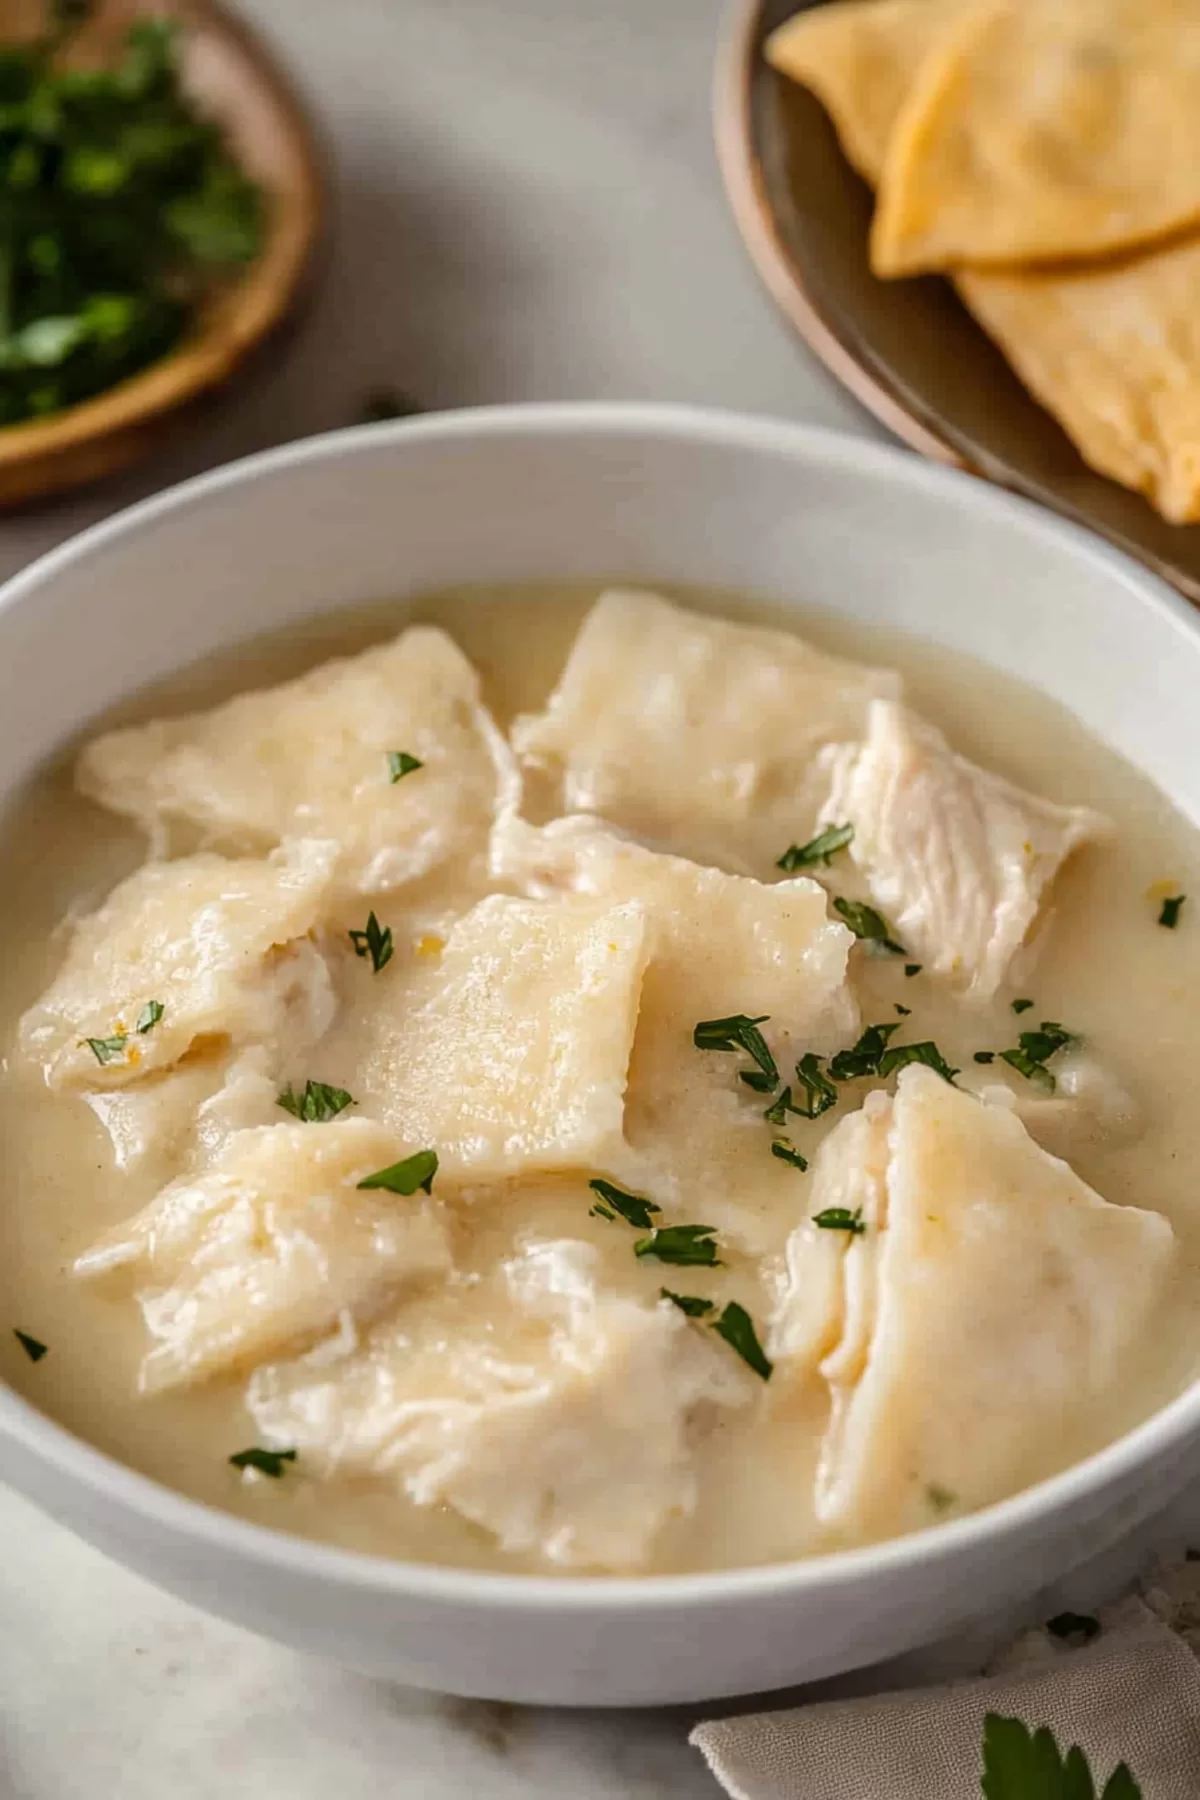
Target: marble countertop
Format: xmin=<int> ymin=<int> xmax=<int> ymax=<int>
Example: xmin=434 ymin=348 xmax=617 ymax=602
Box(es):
xmin=0 ymin=2 xmax=1195 ymax=1793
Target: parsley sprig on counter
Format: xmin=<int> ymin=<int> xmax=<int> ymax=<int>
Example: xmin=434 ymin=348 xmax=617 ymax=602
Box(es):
xmin=981 ymin=1714 xmax=1140 ymax=1799
xmin=0 ymin=4 xmax=264 ymax=427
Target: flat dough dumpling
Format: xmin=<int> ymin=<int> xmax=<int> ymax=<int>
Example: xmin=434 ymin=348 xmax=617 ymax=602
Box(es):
xmin=75 ymin=1118 xmax=452 ymax=1392
xmin=765 ymin=0 xmax=962 ymax=185
xmin=780 ymin=1068 xmax=1173 ymax=1538
xmin=18 ymin=840 xmax=337 ymax=1092
xmin=77 ymin=627 xmax=517 ymax=896
xmin=247 ymin=1239 xmax=751 ymax=1570
xmin=822 ymin=700 xmax=1108 ymax=1001
xmin=511 ymin=590 xmax=898 ymax=877
xmin=872 ymin=0 xmax=1200 ymax=277
xmin=357 ymin=892 xmax=649 ymax=1180
xmin=493 ymin=816 xmax=857 ymax=1236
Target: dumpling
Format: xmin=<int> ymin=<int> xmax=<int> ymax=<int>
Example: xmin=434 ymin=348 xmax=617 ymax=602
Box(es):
xmin=775 ymin=1067 xmax=1173 ymax=1538
xmin=822 ymin=700 xmax=1108 ymax=1000
xmin=246 ymin=1239 xmax=752 ymax=1570
xmin=18 ymin=840 xmax=338 ymax=1092
xmin=75 ymin=1117 xmax=452 ymax=1392
xmin=510 ymin=589 xmax=898 ymax=877
xmin=492 ymin=816 xmax=857 ymax=1240
xmin=76 ymin=627 xmax=518 ymax=898
xmin=356 ymin=892 xmax=650 ymax=1180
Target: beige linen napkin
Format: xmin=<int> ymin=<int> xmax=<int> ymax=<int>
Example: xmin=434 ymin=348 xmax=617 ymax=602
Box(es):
xmin=692 ymin=1567 xmax=1200 ymax=1799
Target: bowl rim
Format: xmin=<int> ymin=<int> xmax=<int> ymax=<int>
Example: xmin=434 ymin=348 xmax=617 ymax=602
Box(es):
xmin=0 ymin=0 xmax=323 ymax=477
xmin=3 ymin=397 xmax=1200 ymax=1611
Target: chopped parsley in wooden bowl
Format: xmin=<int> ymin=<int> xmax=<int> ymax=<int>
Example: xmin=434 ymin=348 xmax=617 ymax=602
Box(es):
xmin=0 ymin=0 xmax=321 ymax=505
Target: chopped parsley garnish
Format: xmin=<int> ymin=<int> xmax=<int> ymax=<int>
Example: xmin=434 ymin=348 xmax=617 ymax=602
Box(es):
xmin=1046 ymin=1611 xmax=1101 ymax=1643
xmin=763 ymin=1087 xmax=796 ymax=1125
xmin=894 ymin=1003 xmax=911 ymax=1017
xmin=878 ymin=1040 xmax=959 ymax=1084
xmin=904 ymin=963 xmax=922 ymax=978
xmin=926 ymin=1483 xmax=956 ymax=1513
xmin=589 ymin=1202 xmax=616 ymax=1221
xmin=999 ymin=1021 xmax=1076 ymax=1093
xmin=770 ymin=1138 xmax=808 ymax=1170
xmin=136 ymin=1000 xmax=164 ymax=1033
xmin=85 ymin=1033 xmax=127 ymax=1064
xmin=634 ymin=1224 xmax=721 ymax=1266
xmin=660 ymin=1289 xmax=714 ymax=1318
xmin=1011 ymin=997 xmax=1034 ymax=1014
xmin=712 ymin=1302 xmax=773 ymax=1381
xmin=14 ymin=1329 xmax=47 ymax=1362
xmin=229 ymin=1447 xmax=297 ymax=1479
xmin=349 ymin=910 xmax=394 ymax=972
xmin=693 ymin=1013 xmax=779 ymax=1092
xmin=812 ymin=1206 xmax=865 ymax=1234
xmin=981 ymin=1713 xmax=1141 ymax=1800
xmin=387 ymin=751 xmax=423 ymax=782
xmin=833 ymin=897 xmax=906 ymax=956
xmin=1159 ymin=894 xmax=1186 ymax=929
xmin=776 ymin=822 xmax=853 ymax=872
xmin=276 ymin=1080 xmax=355 ymax=1123
xmin=587 ymin=1179 xmax=660 ymax=1230
xmin=829 ymin=1022 xmax=900 ymax=1081
xmin=357 ymin=1149 xmax=438 ymax=1196
xmin=792 ymin=1052 xmax=838 ymax=1118
xmin=974 ymin=1050 xmax=996 ymax=1064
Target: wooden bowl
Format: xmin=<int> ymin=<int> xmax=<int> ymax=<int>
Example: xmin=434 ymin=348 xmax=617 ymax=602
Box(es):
xmin=0 ymin=0 xmax=322 ymax=508
xmin=714 ymin=0 xmax=1200 ymax=603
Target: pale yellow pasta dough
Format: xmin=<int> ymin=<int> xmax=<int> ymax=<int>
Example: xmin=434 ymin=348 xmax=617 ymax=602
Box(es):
xmin=872 ymin=0 xmax=1200 ymax=277
xmin=768 ymin=0 xmax=1200 ymax=521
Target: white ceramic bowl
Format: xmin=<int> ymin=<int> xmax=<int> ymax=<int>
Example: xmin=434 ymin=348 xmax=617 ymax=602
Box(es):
xmin=3 ymin=404 xmax=1200 ymax=1708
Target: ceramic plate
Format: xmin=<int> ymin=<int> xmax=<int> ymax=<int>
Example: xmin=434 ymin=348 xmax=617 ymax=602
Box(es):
xmin=714 ymin=0 xmax=1200 ymax=602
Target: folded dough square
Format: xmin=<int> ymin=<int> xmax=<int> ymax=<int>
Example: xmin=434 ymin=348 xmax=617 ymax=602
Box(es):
xmin=18 ymin=839 xmax=338 ymax=1091
xmin=511 ymin=589 xmax=897 ymax=877
xmin=76 ymin=626 xmax=517 ymax=897
xmin=773 ymin=1067 xmax=1174 ymax=1538
xmin=357 ymin=892 xmax=650 ymax=1179
xmin=75 ymin=1117 xmax=452 ymax=1392
xmin=246 ymin=1239 xmax=751 ymax=1570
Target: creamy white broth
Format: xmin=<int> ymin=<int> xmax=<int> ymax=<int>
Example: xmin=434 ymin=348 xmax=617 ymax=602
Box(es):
xmin=3 ymin=582 xmax=1200 ymax=1576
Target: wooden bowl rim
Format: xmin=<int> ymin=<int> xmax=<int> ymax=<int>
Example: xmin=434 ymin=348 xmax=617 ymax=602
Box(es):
xmin=0 ymin=0 xmax=323 ymax=475
xmin=712 ymin=0 xmax=990 ymax=473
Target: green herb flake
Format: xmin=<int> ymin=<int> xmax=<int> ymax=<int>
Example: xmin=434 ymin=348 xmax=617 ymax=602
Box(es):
xmin=135 ymin=999 xmax=164 ymax=1033
xmin=927 ymin=1483 xmax=956 ymax=1513
xmin=904 ymin=963 xmax=922 ymax=978
xmin=974 ymin=1051 xmax=996 ymax=1064
xmin=999 ymin=1021 xmax=1076 ymax=1093
xmin=812 ymin=1206 xmax=865 ymax=1234
xmin=1159 ymin=894 xmax=1186 ymax=929
xmin=693 ymin=1013 xmax=779 ymax=1090
xmin=712 ymin=1301 xmax=773 ymax=1381
xmin=894 ymin=1003 xmax=911 ymax=1017
xmin=878 ymin=1040 xmax=959 ymax=1085
xmin=792 ymin=1052 xmax=838 ymax=1118
xmin=229 ymin=1447 xmax=297 ymax=1479
xmin=357 ymin=1149 xmax=438 ymax=1196
xmin=660 ymin=1289 xmax=714 ymax=1318
xmin=763 ymin=1086 xmax=795 ymax=1126
xmin=1046 ymin=1611 xmax=1101 ymax=1644
xmin=1011 ymin=997 xmax=1034 ymax=1014
xmin=276 ymin=1080 xmax=355 ymax=1123
xmin=980 ymin=1713 xmax=1141 ymax=1800
xmin=14 ymin=1329 xmax=47 ymax=1362
xmin=349 ymin=910 xmax=394 ymax=973
xmin=833 ymin=897 xmax=907 ymax=957
xmin=587 ymin=1178 xmax=660 ymax=1231
xmin=829 ymin=1022 xmax=900 ymax=1082
xmin=84 ymin=1033 xmax=127 ymax=1065
xmin=387 ymin=751 xmax=423 ymax=783
xmin=634 ymin=1224 xmax=721 ymax=1267
xmin=776 ymin=822 xmax=853 ymax=872
xmin=589 ymin=1203 xmax=616 ymax=1222
xmin=770 ymin=1138 xmax=808 ymax=1170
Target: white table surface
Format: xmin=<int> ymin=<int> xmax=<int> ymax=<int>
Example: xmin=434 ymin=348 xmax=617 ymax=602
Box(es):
xmin=1 ymin=2 xmax=1196 ymax=1794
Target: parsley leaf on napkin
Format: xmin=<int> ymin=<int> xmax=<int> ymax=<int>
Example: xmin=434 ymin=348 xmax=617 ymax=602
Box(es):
xmin=981 ymin=1714 xmax=1142 ymax=1798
